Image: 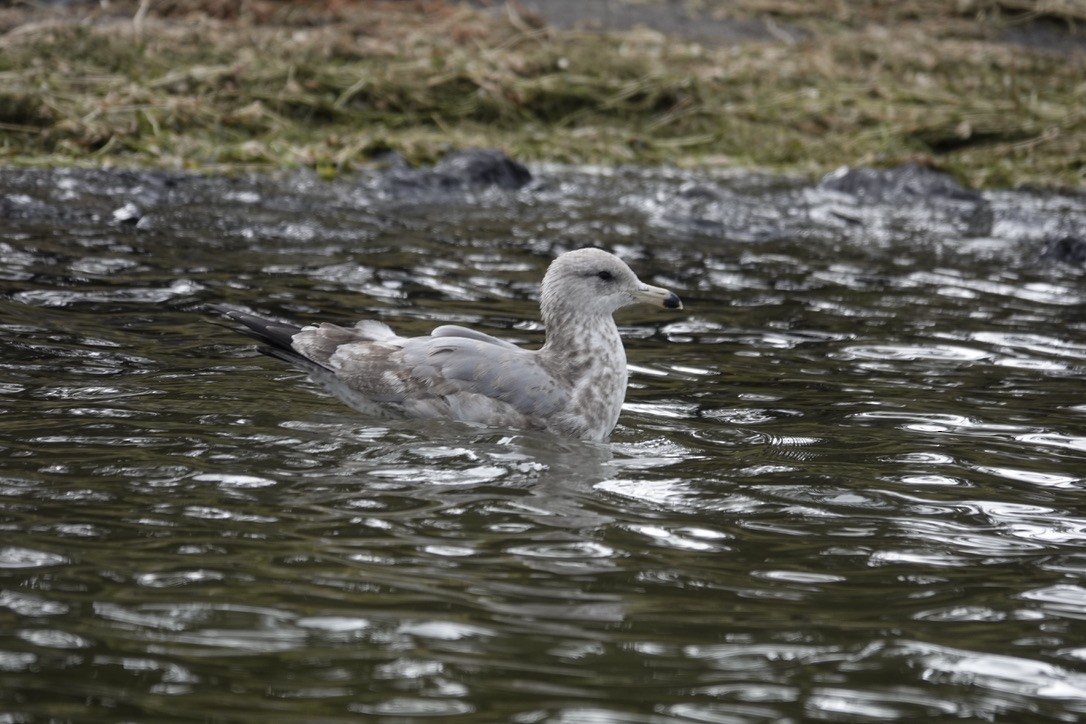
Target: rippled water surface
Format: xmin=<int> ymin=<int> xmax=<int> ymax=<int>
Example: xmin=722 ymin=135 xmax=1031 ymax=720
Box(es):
xmin=2 ymin=165 xmax=1085 ymax=722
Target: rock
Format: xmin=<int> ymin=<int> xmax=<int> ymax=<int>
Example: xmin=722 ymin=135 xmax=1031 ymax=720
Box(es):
xmin=818 ymin=163 xmax=983 ymax=204
xmin=814 ymin=163 xmax=993 ymax=237
xmin=381 ymin=148 xmax=532 ymax=195
xmin=1040 ymin=235 xmax=1086 ymax=264
xmin=433 ymin=149 xmax=532 ymax=190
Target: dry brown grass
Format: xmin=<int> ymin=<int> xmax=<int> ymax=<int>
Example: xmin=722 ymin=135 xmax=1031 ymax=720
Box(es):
xmin=1 ymin=0 xmax=1083 ymax=188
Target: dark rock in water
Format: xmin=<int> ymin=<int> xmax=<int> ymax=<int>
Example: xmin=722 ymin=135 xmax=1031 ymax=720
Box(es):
xmin=818 ymin=163 xmax=983 ymax=204
xmin=815 ymin=163 xmax=992 ymax=237
xmin=675 ymin=182 xmax=726 ymax=202
xmin=436 ymin=149 xmax=532 ymax=189
xmin=381 ymin=148 xmax=532 ymax=194
xmin=1041 ymin=235 xmax=1086 ymax=264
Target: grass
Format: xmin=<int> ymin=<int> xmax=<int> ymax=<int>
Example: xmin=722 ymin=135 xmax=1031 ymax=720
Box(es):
xmin=1 ymin=0 xmax=1084 ymax=188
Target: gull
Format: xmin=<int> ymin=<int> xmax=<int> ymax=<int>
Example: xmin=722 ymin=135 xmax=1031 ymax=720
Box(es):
xmin=210 ymin=248 xmax=682 ymax=442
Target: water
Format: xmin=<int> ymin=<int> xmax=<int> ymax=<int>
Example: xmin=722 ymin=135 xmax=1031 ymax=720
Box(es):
xmin=1 ymin=164 xmax=1085 ymax=722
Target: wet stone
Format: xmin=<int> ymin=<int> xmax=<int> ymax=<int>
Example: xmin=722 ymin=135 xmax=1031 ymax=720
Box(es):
xmin=1040 ymin=235 xmax=1086 ymax=264
xmin=380 ymin=148 xmax=533 ymax=196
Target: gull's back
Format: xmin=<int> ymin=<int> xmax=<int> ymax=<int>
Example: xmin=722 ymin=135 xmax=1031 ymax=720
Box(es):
xmin=291 ymin=321 xmax=572 ymax=431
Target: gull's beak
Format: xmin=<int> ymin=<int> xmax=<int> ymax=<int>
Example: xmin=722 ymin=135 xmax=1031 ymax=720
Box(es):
xmin=632 ymin=283 xmax=683 ymax=310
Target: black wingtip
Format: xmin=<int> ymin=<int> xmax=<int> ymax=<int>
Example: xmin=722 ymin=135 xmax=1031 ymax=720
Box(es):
xmin=206 ymin=304 xmax=306 ymax=359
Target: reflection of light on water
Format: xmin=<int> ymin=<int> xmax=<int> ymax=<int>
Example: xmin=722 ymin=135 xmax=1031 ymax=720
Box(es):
xmin=1018 ymin=432 xmax=1086 ymax=454
xmin=14 ymin=279 xmax=202 ymax=307
xmin=908 ymin=640 xmax=1086 ymax=701
xmin=0 ymin=547 xmax=68 ymax=569
xmin=594 ymin=477 xmax=692 ymax=507
xmin=835 ymin=344 xmax=991 ymax=362
xmin=369 ymin=464 xmax=509 ymax=486
xmin=193 ymin=473 xmax=277 ymax=489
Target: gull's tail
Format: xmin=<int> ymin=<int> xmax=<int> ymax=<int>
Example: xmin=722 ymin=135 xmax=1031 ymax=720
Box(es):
xmin=206 ymin=304 xmax=330 ymax=373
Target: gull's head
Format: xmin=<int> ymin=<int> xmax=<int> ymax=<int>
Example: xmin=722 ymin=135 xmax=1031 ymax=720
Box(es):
xmin=540 ymin=248 xmax=683 ymax=321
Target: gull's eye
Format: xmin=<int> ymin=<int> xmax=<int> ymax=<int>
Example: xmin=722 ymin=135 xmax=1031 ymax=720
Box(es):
xmin=596 ymin=270 xmax=614 ymax=281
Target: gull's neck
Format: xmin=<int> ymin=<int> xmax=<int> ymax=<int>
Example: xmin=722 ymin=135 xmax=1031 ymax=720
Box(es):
xmin=538 ymin=304 xmax=629 ymax=441
xmin=540 ymin=305 xmax=620 ymax=364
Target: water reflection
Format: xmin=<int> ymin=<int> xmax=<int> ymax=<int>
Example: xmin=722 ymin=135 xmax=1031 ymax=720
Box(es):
xmin=1 ymin=165 xmax=1086 ymax=720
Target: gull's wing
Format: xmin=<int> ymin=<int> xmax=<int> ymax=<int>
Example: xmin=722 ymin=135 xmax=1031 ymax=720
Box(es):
xmin=293 ymin=322 xmax=569 ymax=425
xmin=430 ymin=324 xmax=522 ymax=350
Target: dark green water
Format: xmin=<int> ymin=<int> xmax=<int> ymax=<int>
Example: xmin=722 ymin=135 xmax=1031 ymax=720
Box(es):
xmin=1 ymin=166 xmax=1085 ymax=722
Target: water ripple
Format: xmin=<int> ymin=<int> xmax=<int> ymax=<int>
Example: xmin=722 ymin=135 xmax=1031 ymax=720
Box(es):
xmin=3 ymin=166 xmax=1086 ymax=721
